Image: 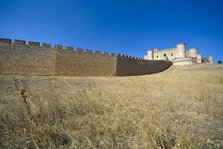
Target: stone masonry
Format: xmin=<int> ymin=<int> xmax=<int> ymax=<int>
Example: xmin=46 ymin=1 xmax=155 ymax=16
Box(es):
xmin=0 ymin=38 xmax=172 ymax=76
xmin=144 ymin=43 xmax=214 ymax=65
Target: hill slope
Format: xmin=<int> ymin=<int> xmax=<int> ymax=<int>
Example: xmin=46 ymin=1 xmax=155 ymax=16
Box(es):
xmin=0 ymin=64 xmax=223 ymax=148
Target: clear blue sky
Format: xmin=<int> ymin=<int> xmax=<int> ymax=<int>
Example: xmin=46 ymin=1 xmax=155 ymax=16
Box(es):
xmin=0 ymin=0 xmax=222 ymax=62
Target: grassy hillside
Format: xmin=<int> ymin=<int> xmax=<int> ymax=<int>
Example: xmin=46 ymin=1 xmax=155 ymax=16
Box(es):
xmin=0 ymin=64 xmax=223 ymax=148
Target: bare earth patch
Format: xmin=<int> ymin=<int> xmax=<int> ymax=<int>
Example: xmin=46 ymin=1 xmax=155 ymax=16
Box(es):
xmin=0 ymin=64 xmax=223 ymax=148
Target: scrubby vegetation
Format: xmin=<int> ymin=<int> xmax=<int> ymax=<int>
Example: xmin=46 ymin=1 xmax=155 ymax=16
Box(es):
xmin=0 ymin=64 xmax=223 ymax=148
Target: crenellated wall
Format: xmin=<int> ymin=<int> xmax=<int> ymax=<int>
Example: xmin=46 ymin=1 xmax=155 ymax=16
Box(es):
xmin=54 ymin=46 xmax=117 ymax=76
xmin=0 ymin=38 xmax=172 ymax=76
xmin=116 ymin=55 xmax=172 ymax=76
xmin=0 ymin=38 xmax=56 ymax=75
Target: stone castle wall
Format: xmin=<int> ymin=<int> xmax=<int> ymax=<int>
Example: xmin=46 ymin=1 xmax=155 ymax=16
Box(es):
xmin=0 ymin=39 xmax=56 ymax=75
xmin=152 ymin=48 xmax=178 ymax=60
xmin=0 ymin=38 xmax=172 ymax=76
xmin=116 ymin=55 xmax=172 ymax=76
xmin=54 ymin=47 xmax=117 ymax=76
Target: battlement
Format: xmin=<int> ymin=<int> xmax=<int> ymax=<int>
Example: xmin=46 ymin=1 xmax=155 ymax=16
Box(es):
xmin=111 ymin=53 xmax=116 ymax=57
xmin=55 ymin=44 xmax=63 ymax=49
xmin=42 ymin=43 xmax=52 ymax=48
xmin=14 ymin=39 xmax=26 ymax=45
xmin=0 ymin=38 xmax=115 ymax=57
xmin=0 ymin=38 xmax=173 ymax=62
xmin=94 ymin=50 xmax=101 ymax=55
xmin=0 ymin=38 xmax=12 ymax=44
xmin=0 ymin=37 xmax=172 ymax=76
xmin=103 ymin=51 xmax=109 ymax=56
xmin=76 ymin=48 xmax=83 ymax=53
xmin=28 ymin=41 xmax=41 ymax=47
xmin=66 ymin=46 xmax=73 ymax=52
xmin=86 ymin=49 xmax=92 ymax=54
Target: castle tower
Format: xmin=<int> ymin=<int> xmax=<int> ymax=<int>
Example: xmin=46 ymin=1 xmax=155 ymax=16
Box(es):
xmin=147 ymin=50 xmax=154 ymax=60
xmin=197 ymin=54 xmax=202 ymax=63
xmin=208 ymin=56 xmax=214 ymax=64
xmin=177 ymin=43 xmax=186 ymax=58
xmin=189 ymin=48 xmax=198 ymax=58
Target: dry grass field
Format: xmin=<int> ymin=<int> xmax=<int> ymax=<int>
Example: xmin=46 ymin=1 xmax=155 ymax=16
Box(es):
xmin=0 ymin=64 xmax=223 ymax=148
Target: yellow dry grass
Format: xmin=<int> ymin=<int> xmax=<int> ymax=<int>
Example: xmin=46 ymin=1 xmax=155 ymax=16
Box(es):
xmin=0 ymin=64 xmax=223 ymax=148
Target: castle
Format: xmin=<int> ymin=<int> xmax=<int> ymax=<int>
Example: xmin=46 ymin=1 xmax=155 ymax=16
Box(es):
xmin=144 ymin=43 xmax=214 ymax=65
xmin=0 ymin=38 xmax=172 ymax=76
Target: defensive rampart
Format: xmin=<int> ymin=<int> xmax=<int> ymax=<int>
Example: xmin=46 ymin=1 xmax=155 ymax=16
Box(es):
xmin=0 ymin=38 xmax=172 ymax=76
xmin=0 ymin=38 xmax=56 ymax=75
xmin=54 ymin=46 xmax=117 ymax=76
xmin=116 ymin=55 xmax=172 ymax=76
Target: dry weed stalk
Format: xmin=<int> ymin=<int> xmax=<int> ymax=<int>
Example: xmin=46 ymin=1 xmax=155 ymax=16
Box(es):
xmin=20 ymin=88 xmax=39 ymax=149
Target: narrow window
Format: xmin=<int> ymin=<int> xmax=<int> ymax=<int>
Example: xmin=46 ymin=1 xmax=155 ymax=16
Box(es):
xmin=171 ymin=54 xmax=173 ymax=56
xmin=163 ymin=54 xmax=166 ymax=56
xmin=157 ymin=56 xmax=159 ymax=58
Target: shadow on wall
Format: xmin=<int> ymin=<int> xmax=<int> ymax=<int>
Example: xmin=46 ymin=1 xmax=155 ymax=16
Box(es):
xmin=116 ymin=55 xmax=172 ymax=76
xmin=0 ymin=38 xmax=172 ymax=76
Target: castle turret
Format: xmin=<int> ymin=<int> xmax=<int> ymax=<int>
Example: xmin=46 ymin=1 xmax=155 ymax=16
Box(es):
xmin=197 ymin=54 xmax=202 ymax=63
xmin=208 ymin=56 xmax=214 ymax=64
xmin=147 ymin=50 xmax=154 ymax=60
xmin=177 ymin=43 xmax=186 ymax=58
xmin=189 ymin=48 xmax=198 ymax=58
